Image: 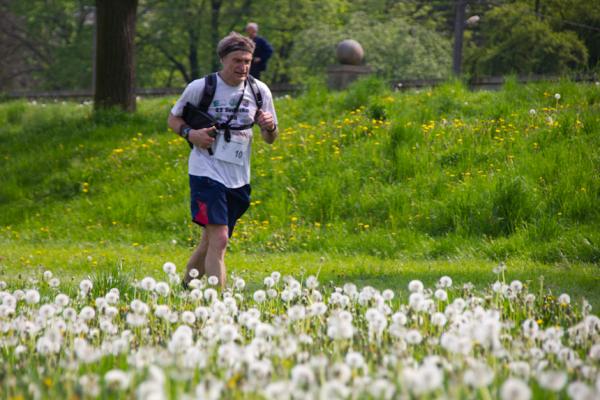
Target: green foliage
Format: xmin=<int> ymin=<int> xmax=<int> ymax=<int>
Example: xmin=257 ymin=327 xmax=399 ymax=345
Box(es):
xmin=465 ymin=3 xmax=589 ymax=77
xmin=289 ymin=11 xmax=451 ymax=83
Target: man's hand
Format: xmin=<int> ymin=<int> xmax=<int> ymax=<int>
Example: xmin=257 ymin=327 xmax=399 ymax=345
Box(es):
xmin=188 ymin=126 xmax=217 ymax=149
xmin=255 ymin=109 xmax=275 ymax=132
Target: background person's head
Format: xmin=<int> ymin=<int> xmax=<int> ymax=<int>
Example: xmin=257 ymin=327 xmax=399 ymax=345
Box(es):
xmin=217 ymin=32 xmax=255 ymax=84
xmin=245 ymin=22 xmax=258 ymax=39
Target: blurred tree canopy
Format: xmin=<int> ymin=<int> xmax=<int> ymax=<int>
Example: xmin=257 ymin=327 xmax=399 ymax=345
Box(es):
xmin=0 ymin=0 xmax=598 ymax=92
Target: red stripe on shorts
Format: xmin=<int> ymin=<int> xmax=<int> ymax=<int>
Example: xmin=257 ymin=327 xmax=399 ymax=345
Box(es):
xmin=194 ymin=201 xmax=209 ymax=225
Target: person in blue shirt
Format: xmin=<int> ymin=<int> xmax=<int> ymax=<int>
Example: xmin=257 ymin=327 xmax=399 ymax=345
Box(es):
xmin=245 ymin=22 xmax=273 ymax=80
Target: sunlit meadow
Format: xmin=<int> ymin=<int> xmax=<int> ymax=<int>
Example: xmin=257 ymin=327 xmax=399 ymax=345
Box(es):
xmin=1 ymin=78 xmax=600 ymax=398
xmin=1 ymin=262 xmax=599 ymax=399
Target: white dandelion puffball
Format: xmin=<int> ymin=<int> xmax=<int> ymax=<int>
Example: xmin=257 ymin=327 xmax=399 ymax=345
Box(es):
xmin=500 ymin=378 xmax=531 ymax=400
xmin=408 ymin=280 xmax=424 ymax=293
xmin=162 ymin=262 xmax=176 ymax=274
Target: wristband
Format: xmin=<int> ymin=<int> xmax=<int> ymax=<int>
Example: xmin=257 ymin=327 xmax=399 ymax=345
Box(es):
xmin=266 ymin=124 xmax=277 ymax=134
xmin=180 ymin=125 xmax=192 ymax=140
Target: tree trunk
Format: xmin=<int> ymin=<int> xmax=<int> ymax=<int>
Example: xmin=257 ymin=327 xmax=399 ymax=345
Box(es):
xmin=211 ymin=0 xmax=222 ymax=72
xmin=94 ymin=0 xmax=138 ymax=112
xmin=452 ymin=0 xmax=466 ymax=76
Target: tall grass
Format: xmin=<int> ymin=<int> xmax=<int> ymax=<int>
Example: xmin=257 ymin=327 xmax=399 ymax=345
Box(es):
xmin=0 ymin=78 xmax=598 ymax=263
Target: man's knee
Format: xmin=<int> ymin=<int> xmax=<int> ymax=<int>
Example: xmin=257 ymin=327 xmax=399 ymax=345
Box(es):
xmin=207 ymin=225 xmax=229 ymax=251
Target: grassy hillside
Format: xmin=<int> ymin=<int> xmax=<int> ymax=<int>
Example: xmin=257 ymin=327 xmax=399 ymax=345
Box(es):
xmin=1 ymin=78 xmax=598 ymax=264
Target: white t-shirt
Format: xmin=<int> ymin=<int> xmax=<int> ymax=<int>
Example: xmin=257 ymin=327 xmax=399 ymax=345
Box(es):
xmin=171 ymin=74 xmax=277 ymax=188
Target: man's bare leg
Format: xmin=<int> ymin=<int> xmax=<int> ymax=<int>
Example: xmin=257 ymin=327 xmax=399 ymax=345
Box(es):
xmin=204 ymin=224 xmax=229 ymax=287
xmin=183 ymin=228 xmax=209 ymax=285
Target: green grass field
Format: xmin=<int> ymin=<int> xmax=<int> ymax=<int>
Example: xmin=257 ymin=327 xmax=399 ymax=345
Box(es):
xmin=0 ymin=77 xmax=598 ymax=306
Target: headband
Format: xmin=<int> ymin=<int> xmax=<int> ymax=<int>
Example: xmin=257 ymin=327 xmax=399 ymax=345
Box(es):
xmin=219 ymin=43 xmax=253 ymax=58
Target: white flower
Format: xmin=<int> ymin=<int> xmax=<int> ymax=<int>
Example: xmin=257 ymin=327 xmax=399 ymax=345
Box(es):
xmin=104 ymin=369 xmax=130 ymax=390
xmin=434 ymin=289 xmax=448 ymax=301
xmin=554 ymin=93 xmax=561 ymax=100
xmin=253 ymin=290 xmax=266 ymax=303
xmin=305 ymin=275 xmax=319 ymax=289
xmin=508 ymin=361 xmax=531 ymax=379
xmin=307 ymin=302 xmax=327 ymax=317
xmin=79 ymin=279 xmax=93 ymax=294
xmin=155 ymin=282 xmax=170 ymax=297
xmin=189 ymin=268 xmax=200 ymax=279
xmin=288 ymin=305 xmax=306 ymax=322
xmin=327 ymin=311 xmax=354 ymax=340
xmin=106 ymin=289 xmax=119 ymax=304
xmin=54 ymin=293 xmax=70 ymax=307
xmin=529 ymin=109 xmax=537 ymax=115
xmin=392 ymin=312 xmax=407 ymax=326
xmin=408 ymin=280 xmax=424 ymax=293
xmin=48 ymin=278 xmax=60 ymax=288
xmin=79 ymin=374 xmax=100 ymax=397
xmin=130 ymin=299 xmax=149 ymax=315
xmin=181 ymin=311 xmax=196 ymax=325
xmin=320 ymin=380 xmax=351 ymax=399
xmin=291 ymin=364 xmax=315 ymax=389
xmin=500 ymin=378 xmax=531 ymax=400
xmin=218 ymin=324 xmax=238 ymax=342
xmin=207 ymin=276 xmax=219 ymax=286
xmin=25 ymin=289 xmax=40 ymax=304
xmin=537 ymin=370 xmax=567 ymax=391
xmin=405 ymin=329 xmax=423 ymax=345
xmin=234 ymin=278 xmax=246 ymax=290
xmin=463 ymin=363 xmax=494 ymax=388
xmin=140 ymin=277 xmax=156 ymax=291
xmin=162 ymin=262 xmax=176 ymax=274
xmin=438 ymin=276 xmax=452 ymax=288
xmin=567 ymin=382 xmax=595 ymax=400
xmin=558 ymin=293 xmax=570 ymax=305
xmin=382 ymin=289 xmax=394 ymax=301
xmin=168 ymin=325 xmax=194 ymax=353
xmin=589 ymin=343 xmax=600 ymax=360
xmin=510 ymin=280 xmax=523 ymax=293
xmin=43 ymin=270 xmax=53 ymax=281
xmin=345 ymin=351 xmax=365 ymax=369
xmin=263 ymin=276 xmax=275 ymax=288
xmin=80 ymin=306 xmax=96 ymax=321
xmin=328 ymin=362 xmax=352 ymax=383
xmin=431 ymin=312 xmax=447 ymax=327
xmin=522 ymin=319 xmax=539 ymax=338
xmin=271 ymin=271 xmax=281 ymax=283
xmin=493 ymin=262 xmax=507 ymax=274
xmin=368 ymin=378 xmax=396 ymax=400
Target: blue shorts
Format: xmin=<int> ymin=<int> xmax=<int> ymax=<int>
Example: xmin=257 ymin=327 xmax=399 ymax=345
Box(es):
xmin=189 ymin=175 xmax=251 ymax=237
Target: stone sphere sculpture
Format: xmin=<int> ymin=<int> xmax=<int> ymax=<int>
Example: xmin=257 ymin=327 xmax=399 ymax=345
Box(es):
xmin=336 ymin=39 xmax=364 ymax=65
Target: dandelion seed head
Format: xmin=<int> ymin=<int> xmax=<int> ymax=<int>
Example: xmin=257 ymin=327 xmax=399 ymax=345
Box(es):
xmin=408 ymin=280 xmax=424 ymax=293
xmin=500 ymin=378 xmax=531 ymax=400
xmin=155 ymin=282 xmax=170 ymax=297
xmin=79 ymin=279 xmax=93 ymax=294
xmin=438 ymin=276 xmax=452 ymax=288
xmin=25 ymin=289 xmax=40 ymax=304
xmin=253 ymin=290 xmax=266 ymax=303
xmin=141 ymin=277 xmax=156 ymax=291
xmin=208 ymin=276 xmax=219 ymax=286
xmin=162 ymin=262 xmax=176 ymax=274
xmin=537 ymin=369 xmax=567 ymax=391
xmin=558 ymin=293 xmax=570 ymax=305
xmin=435 ymin=289 xmax=448 ymax=301
xmin=263 ymin=276 xmax=275 ymax=287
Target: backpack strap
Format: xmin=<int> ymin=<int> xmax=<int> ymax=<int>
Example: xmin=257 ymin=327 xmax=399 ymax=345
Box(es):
xmin=198 ymin=73 xmax=217 ymax=112
xmin=247 ymin=74 xmax=263 ymax=110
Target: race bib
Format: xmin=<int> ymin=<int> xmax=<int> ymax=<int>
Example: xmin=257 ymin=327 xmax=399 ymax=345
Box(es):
xmin=214 ymin=133 xmax=249 ymax=165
